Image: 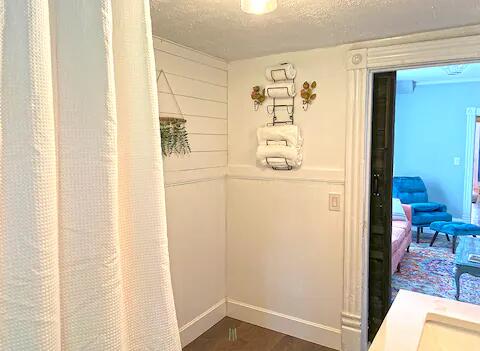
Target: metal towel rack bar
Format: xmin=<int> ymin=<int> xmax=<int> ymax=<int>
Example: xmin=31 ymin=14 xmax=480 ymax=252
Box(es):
xmin=265 ymin=63 xmax=295 ymax=126
xmin=264 ymin=139 xmax=294 ymax=170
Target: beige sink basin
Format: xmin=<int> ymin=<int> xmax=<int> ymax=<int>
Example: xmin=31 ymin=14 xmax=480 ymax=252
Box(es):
xmin=417 ymin=313 xmax=480 ymax=351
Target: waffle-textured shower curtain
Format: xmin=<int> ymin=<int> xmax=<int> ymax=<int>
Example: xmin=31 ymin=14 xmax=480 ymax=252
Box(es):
xmin=0 ymin=0 xmax=181 ymax=349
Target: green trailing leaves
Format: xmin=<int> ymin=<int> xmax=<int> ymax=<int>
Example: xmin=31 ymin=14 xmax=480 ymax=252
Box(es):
xmin=159 ymin=118 xmax=191 ymax=157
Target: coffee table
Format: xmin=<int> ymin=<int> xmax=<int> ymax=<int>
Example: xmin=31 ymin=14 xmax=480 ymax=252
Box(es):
xmin=454 ymin=237 xmax=480 ymax=300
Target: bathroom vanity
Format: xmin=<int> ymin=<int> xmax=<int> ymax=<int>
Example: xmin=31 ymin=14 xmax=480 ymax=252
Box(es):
xmin=370 ymin=290 xmax=480 ymax=351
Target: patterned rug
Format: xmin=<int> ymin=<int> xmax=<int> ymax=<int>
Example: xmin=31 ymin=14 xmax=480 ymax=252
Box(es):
xmin=392 ymin=229 xmax=480 ymax=305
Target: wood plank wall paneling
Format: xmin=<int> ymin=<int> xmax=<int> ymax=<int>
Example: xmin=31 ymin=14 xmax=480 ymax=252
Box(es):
xmin=153 ymin=37 xmax=228 ymax=185
xmin=153 ymin=38 xmax=228 ymax=344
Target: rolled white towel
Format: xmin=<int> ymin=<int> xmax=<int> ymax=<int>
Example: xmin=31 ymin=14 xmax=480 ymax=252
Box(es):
xmin=257 ymin=125 xmax=302 ymax=147
xmin=265 ymin=83 xmax=296 ymax=98
xmin=265 ymin=63 xmax=296 ymax=81
xmin=256 ymin=144 xmax=302 ymax=168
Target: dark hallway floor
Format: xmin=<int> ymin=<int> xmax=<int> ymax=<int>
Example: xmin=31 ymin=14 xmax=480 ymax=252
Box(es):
xmin=183 ymin=317 xmax=335 ymax=351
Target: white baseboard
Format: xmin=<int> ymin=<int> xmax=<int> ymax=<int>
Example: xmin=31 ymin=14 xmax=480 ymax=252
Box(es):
xmin=179 ymin=299 xmax=226 ymax=347
xmin=226 ymin=298 xmax=341 ymax=350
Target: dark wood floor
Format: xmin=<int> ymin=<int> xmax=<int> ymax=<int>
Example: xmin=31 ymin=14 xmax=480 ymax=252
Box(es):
xmin=183 ymin=317 xmax=336 ymax=351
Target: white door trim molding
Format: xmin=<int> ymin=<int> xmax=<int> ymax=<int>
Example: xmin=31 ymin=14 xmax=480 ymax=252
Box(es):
xmin=463 ymin=108 xmax=480 ymax=222
xmin=343 ymin=33 xmax=480 ymax=351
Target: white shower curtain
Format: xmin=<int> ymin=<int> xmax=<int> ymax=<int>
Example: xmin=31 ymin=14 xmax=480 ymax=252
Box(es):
xmin=0 ymin=0 xmax=181 ymax=350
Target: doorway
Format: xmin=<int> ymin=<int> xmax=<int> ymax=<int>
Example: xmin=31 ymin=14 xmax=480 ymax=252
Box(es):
xmin=471 ymin=116 xmax=480 ymax=224
xmin=341 ymin=33 xmax=480 ymax=351
xmin=367 ymin=64 xmax=480 ymax=342
xmin=367 ymin=71 xmax=396 ymax=341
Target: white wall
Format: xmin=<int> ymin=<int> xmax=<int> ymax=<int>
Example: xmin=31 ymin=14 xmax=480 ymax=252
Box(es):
xmin=155 ymin=37 xmax=351 ymax=350
xmin=154 ymin=26 xmax=480 ymax=351
xmin=394 ymin=82 xmax=480 ymax=219
xmin=153 ymin=37 xmax=227 ymax=346
xmin=227 ymin=46 xmax=348 ymax=350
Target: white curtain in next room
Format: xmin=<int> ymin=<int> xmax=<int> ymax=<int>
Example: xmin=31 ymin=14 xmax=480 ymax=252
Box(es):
xmin=0 ymin=0 xmax=181 ymax=349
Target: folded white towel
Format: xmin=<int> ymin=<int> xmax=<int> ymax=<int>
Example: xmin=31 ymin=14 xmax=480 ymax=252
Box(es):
xmin=265 ymin=63 xmax=296 ymax=81
xmin=257 ymin=125 xmax=302 ymax=147
xmin=265 ymin=83 xmax=296 ymax=98
xmin=256 ymin=144 xmax=302 ymax=168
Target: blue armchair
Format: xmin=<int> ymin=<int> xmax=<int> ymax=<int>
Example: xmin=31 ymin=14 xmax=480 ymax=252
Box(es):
xmin=393 ymin=176 xmax=452 ymax=243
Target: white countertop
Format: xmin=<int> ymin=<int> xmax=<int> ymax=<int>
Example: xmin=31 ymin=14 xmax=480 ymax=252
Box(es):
xmin=369 ymin=290 xmax=480 ymax=351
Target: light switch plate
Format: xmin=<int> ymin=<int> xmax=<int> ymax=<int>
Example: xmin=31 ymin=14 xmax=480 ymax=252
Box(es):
xmin=454 ymin=157 xmax=461 ymax=166
xmin=329 ymin=193 xmax=341 ymax=211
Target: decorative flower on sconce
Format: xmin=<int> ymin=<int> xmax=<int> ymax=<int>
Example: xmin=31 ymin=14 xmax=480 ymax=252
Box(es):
xmin=300 ymin=81 xmax=317 ymax=111
xmin=250 ymin=86 xmax=266 ymax=111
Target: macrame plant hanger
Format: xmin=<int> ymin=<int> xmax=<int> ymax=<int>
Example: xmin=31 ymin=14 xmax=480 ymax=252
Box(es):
xmin=157 ymin=69 xmax=191 ymax=157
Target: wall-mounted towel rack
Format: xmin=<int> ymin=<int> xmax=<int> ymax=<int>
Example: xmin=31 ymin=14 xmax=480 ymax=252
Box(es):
xmin=265 ymin=63 xmax=295 ymax=126
xmin=265 ymin=63 xmax=296 ymax=82
xmin=258 ymin=63 xmax=301 ymax=171
xmin=265 ymin=157 xmax=293 ymax=170
xmin=266 ymin=92 xmax=295 ymax=125
xmin=269 ymin=67 xmax=290 ymax=82
xmin=264 ymin=139 xmax=293 ymax=170
xmin=266 ymin=85 xmax=291 ymax=97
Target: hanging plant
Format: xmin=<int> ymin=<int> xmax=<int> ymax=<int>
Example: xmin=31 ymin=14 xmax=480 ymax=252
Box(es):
xmin=300 ymin=81 xmax=317 ymax=110
xmin=250 ymin=85 xmax=266 ymax=111
xmin=159 ymin=117 xmax=191 ymax=157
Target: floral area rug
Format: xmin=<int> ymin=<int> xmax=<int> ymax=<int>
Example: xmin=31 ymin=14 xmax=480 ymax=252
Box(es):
xmin=392 ymin=229 xmax=480 ymax=305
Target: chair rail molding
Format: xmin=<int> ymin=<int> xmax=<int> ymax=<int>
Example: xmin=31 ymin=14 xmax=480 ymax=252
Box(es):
xmin=343 ymin=31 xmax=480 ymax=351
xmin=227 ymin=164 xmax=345 ymax=184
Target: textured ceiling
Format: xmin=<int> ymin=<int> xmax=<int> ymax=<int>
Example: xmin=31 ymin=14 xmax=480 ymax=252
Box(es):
xmin=150 ymin=0 xmax=480 ymax=61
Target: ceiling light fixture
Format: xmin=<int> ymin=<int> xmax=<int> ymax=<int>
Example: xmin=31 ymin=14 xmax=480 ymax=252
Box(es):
xmin=241 ymin=0 xmax=277 ymax=15
xmin=442 ymin=64 xmax=468 ymax=76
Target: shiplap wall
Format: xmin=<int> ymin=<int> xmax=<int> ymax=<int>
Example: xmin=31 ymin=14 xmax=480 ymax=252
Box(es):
xmin=153 ymin=37 xmax=227 ymax=346
xmin=153 ymin=37 xmax=228 ymax=184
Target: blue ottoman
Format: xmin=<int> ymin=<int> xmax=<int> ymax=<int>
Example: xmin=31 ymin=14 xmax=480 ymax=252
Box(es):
xmin=429 ymin=221 xmax=480 ymax=253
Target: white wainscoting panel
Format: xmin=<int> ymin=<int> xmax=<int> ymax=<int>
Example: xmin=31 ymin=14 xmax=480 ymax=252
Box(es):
xmin=227 ymin=177 xmax=344 ymax=350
